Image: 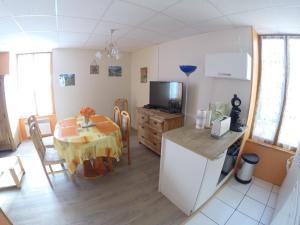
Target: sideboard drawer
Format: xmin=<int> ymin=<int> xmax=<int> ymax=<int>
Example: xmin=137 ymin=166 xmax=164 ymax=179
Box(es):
xmin=137 ymin=113 xmax=149 ymax=124
xmin=139 ymin=136 xmax=161 ymax=154
xmin=149 ymin=128 xmax=162 ymax=141
xmin=138 ymin=125 xmax=150 ymax=139
xmin=149 ymin=138 xmax=161 ymax=153
xmin=149 ymin=118 xmax=163 ymax=132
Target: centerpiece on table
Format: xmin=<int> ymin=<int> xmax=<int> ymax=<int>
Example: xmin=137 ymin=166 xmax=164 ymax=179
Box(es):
xmin=80 ymin=106 xmax=96 ymax=128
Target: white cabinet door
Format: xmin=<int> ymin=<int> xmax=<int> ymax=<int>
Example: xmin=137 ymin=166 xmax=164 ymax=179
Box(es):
xmin=193 ymin=151 xmax=227 ymax=211
xmin=159 ymin=139 xmax=207 ymax=215
xmin=205 ymin=53 xmax=251 ymax=80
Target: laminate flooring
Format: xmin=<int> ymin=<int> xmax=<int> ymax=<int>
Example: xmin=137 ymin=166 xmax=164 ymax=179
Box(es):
xmin=0 ymin=131 xmax=187 ymax=225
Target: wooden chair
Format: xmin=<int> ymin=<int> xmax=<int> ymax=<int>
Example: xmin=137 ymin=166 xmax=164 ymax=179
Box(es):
xmin=29 ymin=122 xmax=66 ymax=187
xmin=113 ymin=106 xmax=121 ymax=127
xmin=114 ymin=98 xmax=128 ymax=112
xmin=27 ymin=115 xmax=54 ymax=148
xmin=121 ymin=111 xmax=131 ymax=165
xmin=0 ymin=208 xmax=13 ymax=225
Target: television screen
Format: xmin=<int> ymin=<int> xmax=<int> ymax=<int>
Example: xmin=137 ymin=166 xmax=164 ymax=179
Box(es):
xmin=149 ymin=81 xmax=182 ymax=112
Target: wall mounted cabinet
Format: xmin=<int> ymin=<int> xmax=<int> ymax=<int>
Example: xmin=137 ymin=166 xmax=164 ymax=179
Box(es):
xmin=205 ymin=53 xmax=252 ymax=80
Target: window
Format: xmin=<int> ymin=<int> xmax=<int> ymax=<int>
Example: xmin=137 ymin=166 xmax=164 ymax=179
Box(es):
xmin=17 ymin=53 xmax=53 ymax=117
xmin=252 ymin=36 xmax=300 ymax=150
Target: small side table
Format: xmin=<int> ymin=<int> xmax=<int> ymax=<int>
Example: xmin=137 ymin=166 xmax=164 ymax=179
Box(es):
xmin=0 ymin=156 xmax=25 ymax=189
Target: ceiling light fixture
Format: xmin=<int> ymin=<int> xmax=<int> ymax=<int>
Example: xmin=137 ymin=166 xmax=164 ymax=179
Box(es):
xmin=95 ymin=29 xmax=120 ymax=61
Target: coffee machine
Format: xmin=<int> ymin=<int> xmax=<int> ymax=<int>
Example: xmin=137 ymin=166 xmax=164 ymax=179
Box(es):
xmin=230 ymin=94 xmax=243 ymax=132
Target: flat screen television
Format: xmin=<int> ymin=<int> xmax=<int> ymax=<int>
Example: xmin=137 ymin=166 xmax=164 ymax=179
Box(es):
xmin=149 ymin=81 xmax=183 ymax=113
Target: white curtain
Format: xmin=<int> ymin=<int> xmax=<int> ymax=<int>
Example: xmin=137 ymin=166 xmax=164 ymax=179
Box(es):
xmin=17 ymin=53 xmax=53 ymax=117
xmin=278 ymin=38 xmax=300 ymax=149
xmin=252 ymin=37 xmax=300 ymax=150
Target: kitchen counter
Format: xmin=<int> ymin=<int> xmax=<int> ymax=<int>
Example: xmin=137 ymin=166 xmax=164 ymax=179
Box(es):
xmin=163 ymin=125 xmax=246 ymax=160
xmin=159 ymin=125 xmax=246 ymax=215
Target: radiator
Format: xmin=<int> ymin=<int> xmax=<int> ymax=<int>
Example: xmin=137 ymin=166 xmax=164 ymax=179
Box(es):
xmin=25 ymin=118 xmax=52 ymax=137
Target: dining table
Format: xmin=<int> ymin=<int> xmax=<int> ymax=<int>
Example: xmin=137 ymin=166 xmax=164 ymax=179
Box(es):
xmin=53 ymin=115 xmax=123 ymax=178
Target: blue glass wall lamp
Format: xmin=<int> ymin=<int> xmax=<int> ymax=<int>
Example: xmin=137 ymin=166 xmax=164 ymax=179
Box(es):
xmin=179 ymin=65 xmax=197 ymax=122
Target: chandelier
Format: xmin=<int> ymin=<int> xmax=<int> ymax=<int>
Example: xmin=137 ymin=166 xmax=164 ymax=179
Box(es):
xmin=95 ymin=29 xmax=120 ymax=60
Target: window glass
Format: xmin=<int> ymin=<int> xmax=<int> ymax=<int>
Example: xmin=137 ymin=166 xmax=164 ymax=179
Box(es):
xmin=17 ymin=53 xmax=53 ymax=117
xmin=252 ymin=38 xmax=285 ymax=143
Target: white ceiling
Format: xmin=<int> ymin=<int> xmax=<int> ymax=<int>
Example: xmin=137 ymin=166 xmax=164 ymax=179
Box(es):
xmin=0 ymin=0 xmax=300 ymax=52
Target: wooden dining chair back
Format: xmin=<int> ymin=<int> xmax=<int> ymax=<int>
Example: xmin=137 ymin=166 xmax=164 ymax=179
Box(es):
xmin=27 ymin=115 xmax=37 ymax=126
xmin=30 ymin=122 xmax=46 ymax=161
xmin=29 ymin=122 xmax=65 ymax=187
xmin=27 ymin=115 xmax=54 ymax=148
xmin=113 ymin=106 xmax=121 ymax=127
xmin=121 ymin=111 xmax=131 ymax=165
xmin=0 ymin=208 xmax=13 ymax=225
xmin=114 ymin=98 xmax=128 ymax=112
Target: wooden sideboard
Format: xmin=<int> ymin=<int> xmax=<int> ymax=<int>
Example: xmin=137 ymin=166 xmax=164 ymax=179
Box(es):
xmin=136 ymin=107 xmax=184 ymax=155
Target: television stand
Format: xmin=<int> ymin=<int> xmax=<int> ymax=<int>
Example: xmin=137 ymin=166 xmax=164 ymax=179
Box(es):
xmin=136 ymin=107 xmax=184 ymax=155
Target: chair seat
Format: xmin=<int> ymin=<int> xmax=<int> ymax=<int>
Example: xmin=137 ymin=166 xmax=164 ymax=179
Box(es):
xmin=42 ymin=136 xmax=54 ymax=147
xmin=44 ymin=148 xmax=64 ymax=165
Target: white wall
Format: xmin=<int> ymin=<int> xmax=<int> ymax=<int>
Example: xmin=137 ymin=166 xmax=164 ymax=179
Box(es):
xmin=52 ymin=49 xmax=131 ymax=120
xmin=130 ymin=46 xmax=159 ymax=128
xmin=131 ymin=27 xmax=253 ymax=128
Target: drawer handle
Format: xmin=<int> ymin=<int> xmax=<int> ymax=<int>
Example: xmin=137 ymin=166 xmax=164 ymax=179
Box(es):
xmin=141 ymin=116 xmax=145 ymax=119
xmin=141 ymin=126 xmax=145 ymax=129
xmin=153 ymin=132 xmax=157 ymax=135
xmin=153 ymin=142 xmax=157 ymax=146
xmin=218 ymin=72 xmax=232 ymax=76
xmin=141 ymin=135 xmax=145 ymax=139
xmin=153 ymin=121 xmax=157 ymax=125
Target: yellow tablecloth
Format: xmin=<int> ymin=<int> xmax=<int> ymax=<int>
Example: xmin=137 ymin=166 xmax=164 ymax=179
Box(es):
xmin=54 ymin=115 xmax=123 ymax=173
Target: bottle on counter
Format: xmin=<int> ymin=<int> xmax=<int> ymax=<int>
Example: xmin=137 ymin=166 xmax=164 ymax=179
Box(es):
xmin=205 ymin=110 xmax=212 ymax=128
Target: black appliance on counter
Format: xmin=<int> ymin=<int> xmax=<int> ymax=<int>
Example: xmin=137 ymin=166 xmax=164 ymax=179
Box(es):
xmin=230 ymin=94 xmax=243 ymax=132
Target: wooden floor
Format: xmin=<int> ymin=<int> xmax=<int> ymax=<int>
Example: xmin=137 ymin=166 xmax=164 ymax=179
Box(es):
xmin=0 ymin=131 xmax=187 ymax=225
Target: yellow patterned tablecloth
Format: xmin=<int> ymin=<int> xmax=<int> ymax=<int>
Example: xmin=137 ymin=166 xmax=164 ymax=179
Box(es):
xmin=54 ymin=115 xmax=123 ymax=173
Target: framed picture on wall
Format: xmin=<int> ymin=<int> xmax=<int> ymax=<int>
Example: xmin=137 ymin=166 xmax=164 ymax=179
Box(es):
xmin=90 ymin=64 xmax=99 ymax=75
xmin=140 ymin=67 xmax=147 ymax=83
xmin=59 ymin=74 xmax=75 ymax=87
xmin=108 ymin=66 xmax=122 ymax=77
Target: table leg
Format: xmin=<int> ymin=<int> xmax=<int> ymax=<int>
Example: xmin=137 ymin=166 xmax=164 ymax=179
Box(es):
xmin=83 ymin=160 xmax=97 ymax=177
xmin=9 ymin=168 xmax=21 ymax=188
xmin=93 ymin=157 xmax=107 ymax=176
xmin=107 ymin=157 xmax=114 ymax=172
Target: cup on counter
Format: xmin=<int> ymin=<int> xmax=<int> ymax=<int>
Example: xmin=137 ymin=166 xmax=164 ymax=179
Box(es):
xmin=196 ymin=110 xmax=206 ymax=129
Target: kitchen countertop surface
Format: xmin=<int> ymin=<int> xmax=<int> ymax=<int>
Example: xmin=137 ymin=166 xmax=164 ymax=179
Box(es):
xmin=163 ymin=125 xmax=246 ymax=160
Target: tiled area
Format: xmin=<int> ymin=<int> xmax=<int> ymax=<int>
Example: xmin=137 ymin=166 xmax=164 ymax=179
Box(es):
xmin=185 ymin=177 xmax=280 ymax=225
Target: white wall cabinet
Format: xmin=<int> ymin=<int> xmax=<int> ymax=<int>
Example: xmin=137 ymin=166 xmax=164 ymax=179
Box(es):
xmin=205 ymin=53 xmax=252 ymax=80
xmin=159 ymin=138 xmax=228 ymax=215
